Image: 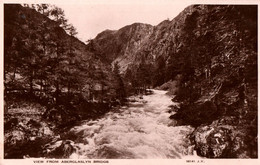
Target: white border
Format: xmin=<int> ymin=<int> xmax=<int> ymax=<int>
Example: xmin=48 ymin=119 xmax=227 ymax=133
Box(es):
xmin=0 ymin=0 xmax=259 ymax=165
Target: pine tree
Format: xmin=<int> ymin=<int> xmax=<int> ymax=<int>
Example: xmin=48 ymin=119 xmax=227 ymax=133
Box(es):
xmin=48 ymin=6 xmax=69 ymax=104
xmin=112 ymin=62 xmax=126 ymax=100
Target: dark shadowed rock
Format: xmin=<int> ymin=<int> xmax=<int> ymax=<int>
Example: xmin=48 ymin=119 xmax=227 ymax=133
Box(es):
xmin=170 ymin=101 xmax=218 ymax=126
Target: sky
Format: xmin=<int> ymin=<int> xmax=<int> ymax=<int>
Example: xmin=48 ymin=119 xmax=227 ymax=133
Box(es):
xmin=56 ymin=0 xmax=191 ymax=42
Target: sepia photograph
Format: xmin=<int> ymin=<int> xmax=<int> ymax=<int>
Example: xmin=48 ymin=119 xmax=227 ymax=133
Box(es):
xmin=1 ymin=0 xmax=259 ymax=163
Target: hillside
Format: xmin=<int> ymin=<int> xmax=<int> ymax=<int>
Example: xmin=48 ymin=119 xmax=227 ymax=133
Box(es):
xmin=4 ymin=4 xmax=126 ymax=158
xmin=4 ymin=4 xmax=126 ymax=107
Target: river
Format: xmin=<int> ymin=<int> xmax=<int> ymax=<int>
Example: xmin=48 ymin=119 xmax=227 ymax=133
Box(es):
xmin=68 ymin=89 xmax=196 ymax=159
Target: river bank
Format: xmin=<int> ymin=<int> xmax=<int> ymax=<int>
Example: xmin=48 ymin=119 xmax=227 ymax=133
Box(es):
xmin=4 ymin=98 xmax=122 ymax=158
xmin=4 ymin=89 xmax=197 ymax=159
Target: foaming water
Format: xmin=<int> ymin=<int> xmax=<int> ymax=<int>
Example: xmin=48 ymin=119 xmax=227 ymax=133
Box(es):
xmin=69 ymin=90 xmax=197 ymax=159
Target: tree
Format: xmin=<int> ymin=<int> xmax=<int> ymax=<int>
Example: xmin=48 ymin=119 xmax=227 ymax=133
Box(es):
xmin=175 ymin=10 xmax=199 ymax=104
xmin=50 ymin=6 xmax=68 ymax=29
xmin=112 ymin=62 xmax=126 ymax=100
xmin=63 ymin=24 xmax=79 ymax=97
xmin=47 ymin=6 xmax=69 ymax=104
xmin=36 ymin=4 xmax=51 ymax=16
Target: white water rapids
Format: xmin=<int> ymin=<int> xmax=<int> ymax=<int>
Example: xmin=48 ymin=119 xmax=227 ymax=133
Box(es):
xmin=69 ymin=90 xmax=197 ymax=159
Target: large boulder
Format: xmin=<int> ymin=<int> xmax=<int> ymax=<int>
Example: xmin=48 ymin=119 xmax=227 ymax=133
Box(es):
xmin=192 ymin=125 xmax=232 ymax=158
xmin=191 ymin=117 xmax=257 ymax=158
xmin=43 ymin=140 xmax=76 ymax=158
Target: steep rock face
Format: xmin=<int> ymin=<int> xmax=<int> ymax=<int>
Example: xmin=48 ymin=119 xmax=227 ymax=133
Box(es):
xmin=88 ymin=5 xmax=193 ymax=73
xmin=170 ymin=5 xmax=257 ymax=124
xmin=89 ymin=4 xmax=257 ymax=86
xmin=89 ymin=23 xmax=154 ymax=71
xmin=170 ymin=5 xmax=257 ymax=158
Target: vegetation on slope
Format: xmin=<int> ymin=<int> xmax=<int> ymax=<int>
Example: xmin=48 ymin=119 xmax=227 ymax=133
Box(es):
xmin=4 ymin=4 xmax=126 ymax=158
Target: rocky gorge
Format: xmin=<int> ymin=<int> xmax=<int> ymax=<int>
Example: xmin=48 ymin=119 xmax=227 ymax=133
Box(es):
xmin=88 ymin=4 xmax=258 ymax=158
